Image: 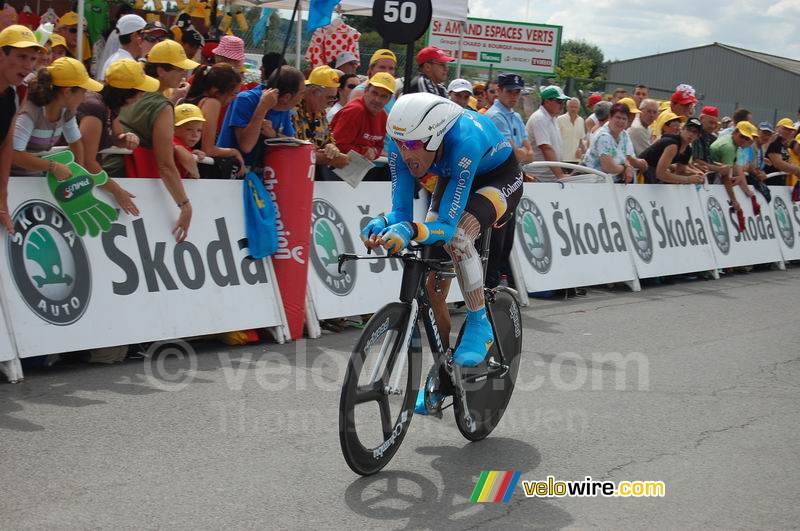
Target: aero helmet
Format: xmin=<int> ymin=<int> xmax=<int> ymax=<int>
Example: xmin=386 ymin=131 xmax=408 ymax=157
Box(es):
xmin=387 ymin=93 xmax=464 ymax=152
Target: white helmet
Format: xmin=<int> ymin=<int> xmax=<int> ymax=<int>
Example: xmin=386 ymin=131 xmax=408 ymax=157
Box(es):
xmin=387 ymin=93 xmax=464 ymax=152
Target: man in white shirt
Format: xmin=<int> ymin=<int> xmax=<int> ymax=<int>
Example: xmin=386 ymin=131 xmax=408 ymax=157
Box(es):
xmin=628 ymin=98 xmax=659 ymax=156
xmin=526 ymin=85 xmax=569 ymax=180
xmin=556 ymin=97 xmax=584 ymax=163
xmin=98 ymin=15 xmax=146 ymax=81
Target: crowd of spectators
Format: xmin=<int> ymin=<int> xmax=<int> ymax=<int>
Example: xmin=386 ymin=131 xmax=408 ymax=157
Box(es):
xmin=3 ymin=9 xmax=800 ymax=247
xmin=518 ymin=81 xmax=800 ymax=230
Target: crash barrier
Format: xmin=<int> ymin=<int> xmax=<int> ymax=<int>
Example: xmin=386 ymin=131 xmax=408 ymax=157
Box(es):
xmin=0 ymin=177 xmax=289 ymax=382
xmin=1 ymin=163 xmax=797 ymax=381
xmin=304 ymin=182 xmax=464 ymax=331
xmin=510 ymin=164 xmax=794 ymax=296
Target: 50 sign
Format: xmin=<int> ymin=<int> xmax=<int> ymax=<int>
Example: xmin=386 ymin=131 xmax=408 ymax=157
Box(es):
xmin=373 ymin=0 xmax=432 ymax=44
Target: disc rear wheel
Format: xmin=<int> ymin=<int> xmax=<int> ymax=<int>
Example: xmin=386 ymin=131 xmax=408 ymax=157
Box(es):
xmin=453 ymin=288 xmax=523 ymax=441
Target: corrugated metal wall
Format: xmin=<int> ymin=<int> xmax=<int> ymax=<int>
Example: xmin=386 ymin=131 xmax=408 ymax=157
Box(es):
xmin=607 ymin=45 xmax=800 ymax=123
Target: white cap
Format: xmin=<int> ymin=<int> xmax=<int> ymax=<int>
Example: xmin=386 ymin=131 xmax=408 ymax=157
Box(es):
xmin=447 ymin=79 xmax=473 ymax=94
xmin=335 ymin=51 xmax=359 ymax=68
xmin=116 ymin=14 xmax=147 ymax=36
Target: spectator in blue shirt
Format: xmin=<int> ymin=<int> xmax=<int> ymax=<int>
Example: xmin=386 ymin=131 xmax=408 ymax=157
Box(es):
xmin=485 ymin=73 xmax=533 ymax=164
xmin=217 ymin=64 xmax=305 ymax=168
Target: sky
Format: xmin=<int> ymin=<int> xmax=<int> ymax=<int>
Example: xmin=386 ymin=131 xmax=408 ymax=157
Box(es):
xmin=469 ymin=0 xmax=800 ymax=62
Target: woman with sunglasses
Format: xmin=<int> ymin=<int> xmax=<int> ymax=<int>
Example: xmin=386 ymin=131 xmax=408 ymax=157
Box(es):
xmin=78 ymin=59 xmax=162 ymax=216
xmin=114 ymin=40 xmax=198 ymax=242
xmin=326 ymin=73 xmax=358 ymax=122
xmin=361 ymin=93 xmax=524 ymax=415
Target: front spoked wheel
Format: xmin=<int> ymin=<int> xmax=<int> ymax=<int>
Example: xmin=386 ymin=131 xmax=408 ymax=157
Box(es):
xmin=453 ymin=287 xmax=523 ymax=441
xmin=339 ymin=303 xmax=421 ymax=475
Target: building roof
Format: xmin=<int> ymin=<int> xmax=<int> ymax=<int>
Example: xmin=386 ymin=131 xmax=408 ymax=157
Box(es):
xmin=609 ymin=43 xmax=800 ymax=77
xmin=715 ymin=43 xmax=800 ymax=76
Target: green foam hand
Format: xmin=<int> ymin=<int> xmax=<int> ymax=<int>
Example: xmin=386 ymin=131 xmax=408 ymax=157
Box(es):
xmin=43 ymin=150 xmax=118 ymax=237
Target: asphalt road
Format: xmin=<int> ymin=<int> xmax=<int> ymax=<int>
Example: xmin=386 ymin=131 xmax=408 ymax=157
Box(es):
xmin=2 ymin=266 xmax=799 ymax=529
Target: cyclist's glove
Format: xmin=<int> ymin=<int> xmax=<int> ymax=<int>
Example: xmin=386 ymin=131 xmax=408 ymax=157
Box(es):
xmin=379 ymin=222 xmax=414 ymax=254
xmin=360 ymin=215 xmax=388 ymax=242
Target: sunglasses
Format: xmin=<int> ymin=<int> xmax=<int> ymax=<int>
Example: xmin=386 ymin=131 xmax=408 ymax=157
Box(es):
xmin=395 ymin=138 xmax=427 ymax=151
xmin=473 ymin=91 xmax=484 ymax=96
xmin=68 ymin=28 xmax=78 ymax=34
xmin=143 ymin=34 xmax=167 ymax=43
xmin=346 ymin=83 xmax=358 ymax=89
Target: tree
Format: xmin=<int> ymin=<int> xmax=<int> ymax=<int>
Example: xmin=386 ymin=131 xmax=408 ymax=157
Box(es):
xmin=555 ymin=51 xmax=595 ymax=84
xmin=559 ymin=39 xmax=606 ymax=79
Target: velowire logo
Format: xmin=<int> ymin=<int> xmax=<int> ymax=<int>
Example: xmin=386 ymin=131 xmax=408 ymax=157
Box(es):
xmin=624 ymin=197 xmax=653 ymax=263
xmin=311 ymin=199 xmax=356 ymax=296
xmin=706 ymin=196 xmax=730 ymax=255
xmin=773 ymin=196 xmax=794 ymax=249
xmin=7 ymin=200 xmax=91 ymax=325
xmin=516 ymin=197 xmax=552 ymax=274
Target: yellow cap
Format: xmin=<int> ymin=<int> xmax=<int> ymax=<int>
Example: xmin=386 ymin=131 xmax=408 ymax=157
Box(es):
xmin=735 ymin=121 xmax=758 ymax=140
xmin=305 ymin=65 xmax=340 ymax=88
xmin=368 ymin=72 xmax=396 ymax=94
xmin=468 ymin=96 xmax=478 ymax=110
xmin=105 ymin=59 xmax=160 ymax=92
xmin=369 ymin=48 xmax=397 ymax=66
xmin=47 ymin=57 xmax=103 ymax=91
xmin=174 ymin=103 xmax=206 ymax=126
xmin=658 ymin=111 xmax=687 ymax=127
xmin=0 ymin=25 xmax=45 ymax=49
xmin=658 ymin=100 xmax=670 ymax=112
xmin=147 ymin=39 xmax=199 ymax=70
xmin=617 ymin=97 xmax=640 ymax=114
xmin=57 ymin=11 xmax=81 ymax=27
xmin=49 ymin=33 xmax=67 ymax=49
xmin=776 ymin=117 xmax=797 ymax=130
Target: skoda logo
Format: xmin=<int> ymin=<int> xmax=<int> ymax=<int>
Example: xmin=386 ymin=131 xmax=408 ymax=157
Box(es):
xmin=516 ymin=197 xmax=552 ymax=274
xmin=706 ymin=196 xmax=730 ymax=255
xmin=7 ymin=200 xmax=91 ymax=325
xmin=310 ymin=199 xmax=356 ymax=296
xmin=624 ymin=197 xmax=653 ymax=263
xmin=773 ymin=196 xmax=794 ymax=249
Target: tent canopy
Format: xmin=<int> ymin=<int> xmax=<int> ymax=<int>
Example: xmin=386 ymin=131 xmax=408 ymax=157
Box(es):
xmin=232 ymin=0 xmax=469 ymax=22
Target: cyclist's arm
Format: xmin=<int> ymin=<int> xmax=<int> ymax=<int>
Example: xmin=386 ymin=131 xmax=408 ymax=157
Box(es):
xmin=410 ymin=140 xmax=485 ymax=245
xmin=385 ymin=143 xmax=414 ymax=224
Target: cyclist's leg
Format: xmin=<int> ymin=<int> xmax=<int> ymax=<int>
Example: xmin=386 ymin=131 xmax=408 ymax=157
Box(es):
xmin=426 ymin=273 xmax=451 ymax=350
xmin=417 ymin=183 xmax=454 ymax=414
xmin=424 ymin=177 xmax=452 ymax=351
xmin=448 ymin=156 xmax=523 ymax=366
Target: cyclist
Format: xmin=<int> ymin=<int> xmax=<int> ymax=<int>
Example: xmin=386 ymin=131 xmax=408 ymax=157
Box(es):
xmin=361 ymin=93 xmax=523 ymax=414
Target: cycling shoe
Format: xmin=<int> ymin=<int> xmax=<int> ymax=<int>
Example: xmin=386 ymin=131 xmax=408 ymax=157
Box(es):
xmin=414 ymin=382 xmax=444 ymax=415
xmin=453 ymin=308 xmax=494 ymax=367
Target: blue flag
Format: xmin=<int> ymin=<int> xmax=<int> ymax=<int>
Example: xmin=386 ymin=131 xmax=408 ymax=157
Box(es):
xmin=243 ymin=172 xmax=278 ymax=259
xmin=307 ymin=0 xmax=341 ymax=33
xmin=251 ymin=8 xmax=273 ymax=47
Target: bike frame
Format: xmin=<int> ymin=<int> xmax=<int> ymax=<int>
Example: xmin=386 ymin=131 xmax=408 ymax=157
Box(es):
xmin=339 ymin=228 xmax=511 ymax=395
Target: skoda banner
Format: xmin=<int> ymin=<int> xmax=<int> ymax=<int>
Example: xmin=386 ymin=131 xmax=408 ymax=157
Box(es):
xmin=0 ymin=306 xmax=16 ymax=363
xmin=308 ymin=183 xmax=462 ymax=321
xmin=1 ymin=178 xmax=287 ymax=358
xmin=768 ymin=186 xmax=800 ymax=262
xmin=615 ymin=184 xmax=717 ymax=278
xmin=513 ymin=183 xmax=637 ymax=292
xmin=698 ymin=185 xmax=783 ymax=268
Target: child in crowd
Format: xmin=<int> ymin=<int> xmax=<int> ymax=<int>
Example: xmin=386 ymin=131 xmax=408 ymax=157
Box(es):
xmin=173 ymin=103 xmax=206 ymax=178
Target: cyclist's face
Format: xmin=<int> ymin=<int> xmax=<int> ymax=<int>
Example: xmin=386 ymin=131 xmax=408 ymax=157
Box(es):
xmin=398 ymin=141 xmax=436 ymax=178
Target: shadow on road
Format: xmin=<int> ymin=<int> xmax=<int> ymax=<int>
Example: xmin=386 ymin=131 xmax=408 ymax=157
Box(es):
xmin=344 ymin=437 xmax=572 ymax=529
